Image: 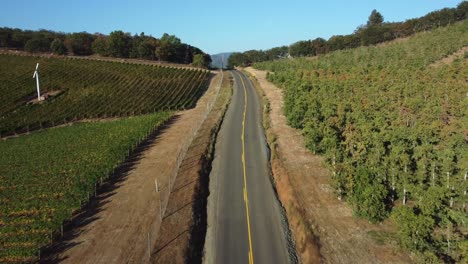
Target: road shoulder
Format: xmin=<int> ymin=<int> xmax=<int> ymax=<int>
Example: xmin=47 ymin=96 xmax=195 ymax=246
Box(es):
xmin=151 ymin=71 xmax=232 ymax=263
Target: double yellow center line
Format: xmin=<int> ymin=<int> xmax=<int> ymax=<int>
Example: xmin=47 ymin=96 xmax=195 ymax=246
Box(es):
xmin=238 ymin=71 xmax=254 ymax=264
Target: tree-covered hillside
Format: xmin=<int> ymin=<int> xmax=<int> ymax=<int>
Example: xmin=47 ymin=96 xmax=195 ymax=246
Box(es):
xmin=0 ymin=29 xmax=211 ymax=67
xmin=230 ymin=1 xmax=467 ymax=67
xmin=254 ymin=20 xmax=467 ymax=262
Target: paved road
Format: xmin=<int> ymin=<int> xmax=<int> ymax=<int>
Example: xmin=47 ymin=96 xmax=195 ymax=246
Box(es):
xmin=206 ymin=70 xmax=293 ymax=264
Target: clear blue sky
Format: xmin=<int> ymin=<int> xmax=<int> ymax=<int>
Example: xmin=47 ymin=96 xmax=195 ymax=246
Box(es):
xmin=0 ymin=0 xmax=462 ymax=54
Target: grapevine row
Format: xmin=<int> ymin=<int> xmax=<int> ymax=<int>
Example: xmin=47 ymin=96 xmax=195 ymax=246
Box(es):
xmin=0 ymin=55 xmax=209 ymax=137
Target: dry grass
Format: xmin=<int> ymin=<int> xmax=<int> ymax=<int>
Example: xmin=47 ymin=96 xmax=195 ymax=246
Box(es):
xmin=150 ymin=72 xmax=232 ymax=263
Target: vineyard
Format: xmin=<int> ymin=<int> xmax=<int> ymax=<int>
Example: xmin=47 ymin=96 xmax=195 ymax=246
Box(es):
xmin=255 ymin=20 xmax=467 ymax=262
xmin=0 ymin=54 xmax=210 ymax=137
xmin=0 ymin=112 xmax=172 ymax=262
xmin=0 ymin=54 xmax=213 ymax=262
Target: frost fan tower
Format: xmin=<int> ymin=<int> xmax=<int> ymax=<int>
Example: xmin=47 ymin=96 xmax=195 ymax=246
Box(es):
xmin=33 ymin=63 xmax=42 ymax=101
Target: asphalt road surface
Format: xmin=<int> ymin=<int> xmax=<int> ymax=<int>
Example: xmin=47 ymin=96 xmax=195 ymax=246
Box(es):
xmin=206 ymin=70 xmax=294 ymax=264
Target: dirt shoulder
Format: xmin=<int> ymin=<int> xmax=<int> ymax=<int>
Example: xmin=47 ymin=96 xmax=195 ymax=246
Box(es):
xmin=244 ymin=67 xmax=412 ymax=264
xmin=42 ymin=71 xmax=223 ymax=264
xmin=150 ymin=71 xmax=232 ymax=263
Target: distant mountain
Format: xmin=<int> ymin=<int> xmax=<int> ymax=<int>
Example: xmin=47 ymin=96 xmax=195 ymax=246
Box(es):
xmin=210 ymin=52 xmax=233 ymax=69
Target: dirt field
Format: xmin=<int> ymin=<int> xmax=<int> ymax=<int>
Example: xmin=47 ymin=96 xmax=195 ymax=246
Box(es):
xmin=245 ymin=67 xmax=413 ymax=264
xmin=150 ymin=72 xmax=232 ymax=263
xmin=41 ymin=71 xmax=223 ymax=263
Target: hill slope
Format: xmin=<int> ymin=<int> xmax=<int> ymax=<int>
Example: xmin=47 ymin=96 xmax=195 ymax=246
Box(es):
xmin=0 ymin=54 xmax=209 ymax=136
xmin=0 ymin=112 xmax=171 ymax=263
xmin=210 ymin=52 xmax=232 ymax=69
xmin=254 ymin=20 xmax=467 ymax=262
xmin=0 ymin=54 xmax=215 ymax=262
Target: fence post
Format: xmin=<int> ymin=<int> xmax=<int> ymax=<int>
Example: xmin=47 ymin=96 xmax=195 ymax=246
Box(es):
xmin=159 ymin=196 xmax=163 ymax=222
xmin=148 ymin=232 xmax=151 ymax=259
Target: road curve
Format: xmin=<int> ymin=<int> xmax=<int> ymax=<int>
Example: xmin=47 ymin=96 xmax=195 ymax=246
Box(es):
xmin=205 ymin=70 xmax=294 ymax=264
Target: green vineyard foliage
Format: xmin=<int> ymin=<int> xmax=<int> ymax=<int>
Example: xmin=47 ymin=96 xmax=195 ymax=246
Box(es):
xmin=254 ymin=21 xmax=467 ymax=261
xmin=0 ymin=55 xmax=210 ymax=137
xmin=0 ymin=54 xmax=210 ymax=262
xmin=0 ymin=112 xmax=171 ymax=262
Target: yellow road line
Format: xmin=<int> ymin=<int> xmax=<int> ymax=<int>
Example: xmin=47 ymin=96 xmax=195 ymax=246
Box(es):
xmin=237 ymin=71 xmax=254 ymax=264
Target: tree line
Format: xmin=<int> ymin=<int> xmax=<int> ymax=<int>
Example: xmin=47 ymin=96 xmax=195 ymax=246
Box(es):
xmin=228 ymin=1 xmax=467 ymax=68
xmin=0 ymin=29 xmax=211 ymax=67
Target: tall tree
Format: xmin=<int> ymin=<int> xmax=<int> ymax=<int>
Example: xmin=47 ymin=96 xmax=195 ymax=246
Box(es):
xmin=137 ymin=40 xmax=158 ymax=60
xmin=156 ymin=40 xmax=173 ymax=61
xmin=192 ymin=53 xmax=208 ymax=68
xmin=108 ymin=30 xmax=132 ymax=58
xmin=156 ymin=33 xmax=181 ymax=62
xmin=289 ymin=40 xmax=313 ymax=57
xmin=50 ymin=38 xmax=67 ymax=55
xmin=24 ymin=36 xmax=50 ymax=53
xmin=67 ymin=32 xmax=95 ymax=55
xmin=92 ymin=35 xmax=109 ymax=56
xmin=310 ymin=37 xmax=328 ymax=55
xmin=367 ymin=9 xmax=384 ymax=26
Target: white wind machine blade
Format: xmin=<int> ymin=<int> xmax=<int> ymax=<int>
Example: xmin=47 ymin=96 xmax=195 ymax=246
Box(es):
xmin=33 ymin=63 xmax=39 ymax=78
xmin=33 ymin=63 xmax=41 ymax=101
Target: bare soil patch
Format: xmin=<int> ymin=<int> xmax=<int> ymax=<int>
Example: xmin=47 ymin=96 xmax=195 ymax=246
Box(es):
xmin=245 ymin=67 xmax=412 ymax=264
xmin=429 ymin=46 xmax=468 ymax=67
xmin=26 ymin=90 xmax=63 ymax=104
xmin=41 ymin=71 xmax=223 ymax=263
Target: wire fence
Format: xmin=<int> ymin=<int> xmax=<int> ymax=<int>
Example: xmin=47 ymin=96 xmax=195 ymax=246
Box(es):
xmin=143 ymin=69 xmax=224 ymax=262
